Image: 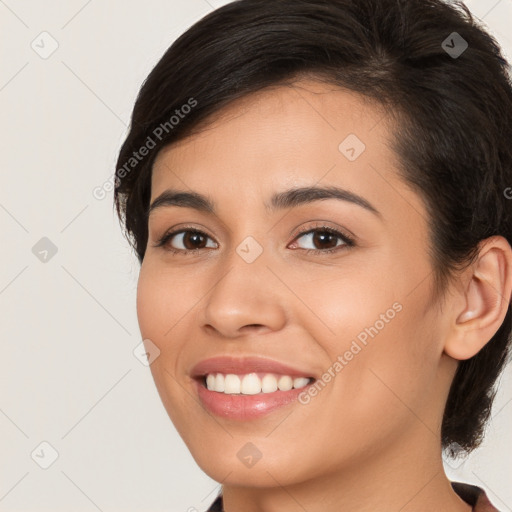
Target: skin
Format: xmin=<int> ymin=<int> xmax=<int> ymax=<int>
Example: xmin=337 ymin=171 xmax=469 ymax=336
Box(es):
xmin=136 ymin=79 xmax=512 ymax=512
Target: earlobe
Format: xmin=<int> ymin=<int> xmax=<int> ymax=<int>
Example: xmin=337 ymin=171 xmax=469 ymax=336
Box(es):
xmin=444 ymin=236 xmax=512 ymax=361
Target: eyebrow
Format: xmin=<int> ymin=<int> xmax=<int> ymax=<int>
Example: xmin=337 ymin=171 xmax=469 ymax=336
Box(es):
xmin=148 ymin=185 xmax=381 ymax=218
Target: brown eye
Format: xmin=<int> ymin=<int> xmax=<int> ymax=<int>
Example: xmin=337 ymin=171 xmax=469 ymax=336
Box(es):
xmin=293 ymin=227 xmax=353 ymax=253
xmin=154 ymin=225 xmax=354 ymax=256
xmin=311 ymin=230 xmax=340 ymax=250
xmin=180 ymin=231 xmax=209 ymax=250
xmin=156 ymin=229 xmax=217 ymax=253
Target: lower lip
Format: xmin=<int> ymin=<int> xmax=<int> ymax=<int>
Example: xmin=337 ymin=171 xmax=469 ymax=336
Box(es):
xmin=195 ymin=379 xmax=311 ymax=420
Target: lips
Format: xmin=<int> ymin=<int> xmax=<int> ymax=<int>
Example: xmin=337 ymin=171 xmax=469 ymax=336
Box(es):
xmin=190 ymin=356 xmax=317 ymax=420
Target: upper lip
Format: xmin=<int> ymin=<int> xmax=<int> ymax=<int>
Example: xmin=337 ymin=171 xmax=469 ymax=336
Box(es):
xmin=190 ymin=356 xmax=316 ymax=379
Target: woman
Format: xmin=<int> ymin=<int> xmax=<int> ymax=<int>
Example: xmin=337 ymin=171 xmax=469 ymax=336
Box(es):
xmin=114 ymin=0 xmax=512 ymax=510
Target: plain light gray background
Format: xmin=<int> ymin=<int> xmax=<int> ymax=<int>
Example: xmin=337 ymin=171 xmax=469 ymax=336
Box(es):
xmin=1 ymin=1 xmax=511 ymax=511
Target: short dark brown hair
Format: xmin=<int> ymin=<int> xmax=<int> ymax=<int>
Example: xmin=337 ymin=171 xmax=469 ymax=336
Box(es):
xmin=114 ymin=0 xmax=512 ymax=454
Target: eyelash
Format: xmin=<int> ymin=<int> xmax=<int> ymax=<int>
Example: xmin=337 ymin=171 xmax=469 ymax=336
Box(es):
xmin=153 ymin=224 xmax=355 ymax=257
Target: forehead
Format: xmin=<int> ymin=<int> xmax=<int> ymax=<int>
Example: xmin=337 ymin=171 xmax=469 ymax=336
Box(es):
xmin=153 ymin=79 xmax=388 ymax=171
xmin=150 ymin=79 xmax=420 ymax=221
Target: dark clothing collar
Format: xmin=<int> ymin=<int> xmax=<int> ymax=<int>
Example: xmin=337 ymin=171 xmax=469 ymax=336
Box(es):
xmin=206 ymin=482 xmax=499 ymax=511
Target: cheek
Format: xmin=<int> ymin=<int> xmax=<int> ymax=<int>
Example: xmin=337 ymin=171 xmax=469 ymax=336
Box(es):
xmin=135 ymin=275 xmax=154 ymax=341
xmin=136 ymin=267 xmax=193 ymax=423
xmin=136 ymin=276 xmax=164 ymax=341
xmin=325 ymin=288 xmax=442 ymax=444
xmin=135 ymin=265 xmax=187 ymax=384
xmin=301 ymin=257 xmax=441 ymax=426
xmin=136 ymin=264 xmax=188 ymax=343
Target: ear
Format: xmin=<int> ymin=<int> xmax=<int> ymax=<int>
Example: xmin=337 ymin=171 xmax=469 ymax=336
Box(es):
xmin=444 ymin=236 xmax=512 ymax=361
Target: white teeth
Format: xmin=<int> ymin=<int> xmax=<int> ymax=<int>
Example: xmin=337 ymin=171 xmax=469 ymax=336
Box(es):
xmin=206 ymin=374 xmax=216 ymax=390
xmin=224 ymin=374 xmax=241 ymax=394
xmin=293 ymin=377 xmax=309 ymax=389
xmin=261 ymin=374 xmax=278 ymax=393
xmin=277 ymin=375 xmax=293 ymax=391
xmin=204 ymin=372 xmax=312 ymax=394
xmin=214 ymin=373 xmax=225 ymax=392
xmin=241 ymin=373 xmax=261 ymax=395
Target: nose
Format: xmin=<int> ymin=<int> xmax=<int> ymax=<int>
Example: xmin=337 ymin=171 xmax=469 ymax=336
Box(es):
xmin=201 ymin=252 xmax=288 ymax=339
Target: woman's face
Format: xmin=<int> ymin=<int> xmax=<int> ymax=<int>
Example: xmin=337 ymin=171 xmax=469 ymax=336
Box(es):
xmin=137 ymin=80 xmax=458 ymax=486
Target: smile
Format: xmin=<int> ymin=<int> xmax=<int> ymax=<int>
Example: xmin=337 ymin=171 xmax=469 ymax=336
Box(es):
xmin=191 ymin=356 xmax=318 ymax=420
xmin=204 ymin=372 xmax=313 ymax=394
